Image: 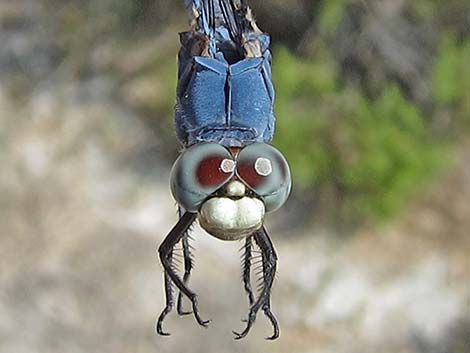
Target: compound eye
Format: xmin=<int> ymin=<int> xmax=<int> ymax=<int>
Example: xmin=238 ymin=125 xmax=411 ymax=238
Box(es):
xmin=237 ymin=157 xmax=273 ymax=188
xmin=170 ymin=143 xmax=234 ymax=212
xmin=197 ymin=155 xmax=236 ymax=187
xmin=237 ymin=143 xmax=292 ymax=212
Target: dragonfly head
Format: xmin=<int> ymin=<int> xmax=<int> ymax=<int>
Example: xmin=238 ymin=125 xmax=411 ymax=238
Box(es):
xmin=170 ymin=143 xmax=292 ymax=240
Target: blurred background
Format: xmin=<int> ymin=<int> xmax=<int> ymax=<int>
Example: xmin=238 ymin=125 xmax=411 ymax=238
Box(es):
xmin=1 ymin=0 xmax=469 ymax=352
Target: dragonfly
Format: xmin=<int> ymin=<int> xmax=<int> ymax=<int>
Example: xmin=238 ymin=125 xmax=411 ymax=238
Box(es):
xmin=156 ymin=0 xmax=292 ymax=340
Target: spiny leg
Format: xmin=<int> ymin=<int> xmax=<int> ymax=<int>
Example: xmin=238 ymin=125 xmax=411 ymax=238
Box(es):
xmin=242 ymin=236 xmax=255 ymax=306
xmin=233 ymin=226 xmax=278 ymax=340
xmin=176 ymin=233 xmax=194 ymax=315
xmin=157 ymin=212 xmax=209 ymax=336
xmin=253 ymin=232 xmax=279 ymax=339
xmin=260 ymin=250 xmax=280 ymax=340
xmin=248 ymin=229 xmax=279 ymax=340
xmin=156 ymin=254 xmax=174 ymax=336
xmin=176 ymin=207 xmax=194 ymax=315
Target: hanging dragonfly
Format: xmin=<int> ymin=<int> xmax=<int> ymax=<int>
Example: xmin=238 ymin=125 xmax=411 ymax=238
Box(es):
xmin=156 ymin=0 xmax=292 ymax=340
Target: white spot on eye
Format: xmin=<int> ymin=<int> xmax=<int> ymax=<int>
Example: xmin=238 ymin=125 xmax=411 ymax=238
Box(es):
xmin=255 ymin=157 xmax=272 ymax=176
xmin=220 ymin=159 xmax=236 ymax=173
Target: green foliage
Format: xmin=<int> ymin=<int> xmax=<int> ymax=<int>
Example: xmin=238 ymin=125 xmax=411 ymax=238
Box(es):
xmin=318 ymin=0 xmax=348 ymax=33
xmin=459 ymin=41 xmax=470 ymax=127
xmin=86 ymin=0 xmax=141 ymax=26
xmin=411 ymin=0 xmax=470 ymax=33
xmin=130 ymin=51 xmax=179 ymax=152
xmin=433 ymin=33 xmax=462 ymax=105
xmin=410 ymin=1 xmax=438 ymax=20
xmin=273 ymin=47 xmax=447 ymax=222
xmin=432 ymin=33 xmax=470 ymax=128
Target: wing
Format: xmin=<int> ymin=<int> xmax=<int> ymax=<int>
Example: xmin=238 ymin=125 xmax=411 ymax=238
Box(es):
xmin=183 ymin=0 xmax=267 ymax=57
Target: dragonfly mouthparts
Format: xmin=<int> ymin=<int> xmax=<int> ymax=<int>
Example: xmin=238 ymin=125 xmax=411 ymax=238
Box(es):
xmin=199 ymin=196 xmax=265 ymax=240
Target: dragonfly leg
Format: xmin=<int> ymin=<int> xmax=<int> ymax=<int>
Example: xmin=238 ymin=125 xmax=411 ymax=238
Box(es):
xmin=260 ymin=252 xmax=280 ymax=340
xmin=176 ymin=234 xmax=194 ymax=315
xmin=242 ymin=236 xmax=255 ymax=306
xmin=156 ymin=258 xmax=174 ymax=336
xmin=156 ymin=212 xmax=210 ymax=336
xmin=233 ymin=226 xmax=278 ymax=340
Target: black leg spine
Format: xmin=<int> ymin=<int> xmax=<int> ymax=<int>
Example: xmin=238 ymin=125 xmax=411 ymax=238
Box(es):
xmin=233 ymin=226 xmax=278 ymax=340
xmin=156 ymin=212 xmax=209 ymax=335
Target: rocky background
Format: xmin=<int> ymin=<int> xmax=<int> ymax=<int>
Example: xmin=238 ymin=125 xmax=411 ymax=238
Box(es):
xmin=1 ymin=1 xmax=469 ymax=353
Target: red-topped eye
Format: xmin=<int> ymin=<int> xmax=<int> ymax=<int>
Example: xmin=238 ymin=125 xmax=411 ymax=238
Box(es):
xmin=237 ymin=157 xmax=272 ymax=188
xmin=197 ymin=156 xmax=235 ymax=187
xmin=170 ymin=143 xmax=235 ymax=212
xmin=236 ymin=143 xmax=292 ymax=213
